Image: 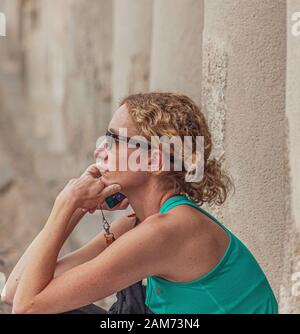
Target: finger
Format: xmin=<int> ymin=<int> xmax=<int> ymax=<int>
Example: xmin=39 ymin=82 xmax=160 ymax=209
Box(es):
xmin=84 ymin=163 xmax=102 ymax=178
xmin=118 ymin=198 xmax=129 ymax=209
xmin=98 ymin=202 xmax=110 ymax=211
xmin=99 ymin=176 xmax=109 ymax=187
xmin=89 ymin=178 xmax=105 ymax=195
xmin=96 ymin=178 xmax=106 ymax=192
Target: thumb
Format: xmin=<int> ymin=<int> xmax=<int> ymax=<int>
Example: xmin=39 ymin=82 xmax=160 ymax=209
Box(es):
xmin=84 ymin=163 xmax=102 ymax=178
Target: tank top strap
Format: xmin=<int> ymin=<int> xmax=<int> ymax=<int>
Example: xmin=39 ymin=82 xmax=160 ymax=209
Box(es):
xmin=159 ymin=195 xmax=231 ymax=234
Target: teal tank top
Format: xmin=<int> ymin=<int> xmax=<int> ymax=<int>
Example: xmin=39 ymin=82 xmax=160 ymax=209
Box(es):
xmin=145 ymin=195 xmax=278 ymax=314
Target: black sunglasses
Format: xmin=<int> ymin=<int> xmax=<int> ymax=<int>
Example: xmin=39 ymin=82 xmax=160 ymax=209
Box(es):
xmin=105 ymin=130 xmax=149 ymax=150
xmin=104 ymin=130 xmax=184 ymax=167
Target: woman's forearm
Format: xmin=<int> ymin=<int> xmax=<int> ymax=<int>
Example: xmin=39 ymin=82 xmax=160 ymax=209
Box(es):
xmin=1 ymin=206 xmax=86 ymax=305
xmin=12 ymin=196 xmax=76 ymax=312
xmin=3 ymin=164 xmax=120 ymax=311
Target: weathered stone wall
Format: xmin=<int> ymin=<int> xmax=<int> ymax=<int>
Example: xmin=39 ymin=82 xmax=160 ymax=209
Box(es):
xmin=202 ymin=0 xmax=287 ymax=304
xmin=150 ymin=0 xmax=204 ymax=106
xmin=279 ymin=0 xmax=300 ymax=314
xmin=112 ymin=0 xmax=153 ymax=111
xmin=1 ymin=0 xmax=299 ymax=314
xmin=0 ymin=0 xmax=114 ymax=312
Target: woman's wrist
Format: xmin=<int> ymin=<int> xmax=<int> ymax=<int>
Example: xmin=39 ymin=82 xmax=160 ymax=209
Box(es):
xmin=44 ymin=193 xmax=78 ymax=232
xmin=55 ymin=190 xmax=78 ymax=211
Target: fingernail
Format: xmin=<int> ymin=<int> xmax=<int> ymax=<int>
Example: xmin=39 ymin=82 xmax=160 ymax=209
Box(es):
xmin=114 ymin=185 xmax=122 ymax=191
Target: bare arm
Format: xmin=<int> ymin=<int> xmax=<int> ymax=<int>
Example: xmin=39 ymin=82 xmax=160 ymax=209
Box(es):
xmin=1 ymin=208 xmax=86 ymax=305
xmin=1 ymin=208 xmax=136 ymax=306
xmin=53 ymin=213 xmax=137 ymax=278
xmin=13 ymin=205 xmax=167 ymax=314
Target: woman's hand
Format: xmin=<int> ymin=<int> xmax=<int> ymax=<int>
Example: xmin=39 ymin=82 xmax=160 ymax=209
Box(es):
xmin=57 ymin=163 xmax=125 ymax=211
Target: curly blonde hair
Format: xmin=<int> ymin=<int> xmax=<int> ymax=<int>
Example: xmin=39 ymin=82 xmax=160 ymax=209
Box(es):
xmin=119 ymin=92 xmax=234 ymax=206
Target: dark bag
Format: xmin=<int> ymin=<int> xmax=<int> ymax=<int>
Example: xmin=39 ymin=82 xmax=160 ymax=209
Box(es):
xmin=107 ymin=279 xmax=153 ymax=314
xmin=107 ymin=215 xmax=153 ymax=314
xmin=62 ymin=280 xmax=152 ymax=315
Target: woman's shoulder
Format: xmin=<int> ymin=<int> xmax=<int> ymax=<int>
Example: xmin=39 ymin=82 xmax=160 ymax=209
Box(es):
xmin=144 ymin=204 xmax=205 ymax=232
xmin=141 ymin=206 xmax=231 ymax=282
xmin=130 ymin=204 xmax=214 ymax=251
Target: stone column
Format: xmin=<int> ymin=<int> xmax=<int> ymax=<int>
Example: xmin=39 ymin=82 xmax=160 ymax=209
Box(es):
xmin=23 ymin=0 xmax=113 ymax=183
xmin=202 ymin=0 xmax=287 ymax=309
xmin=280 ymin=0 xmax=300 ymax=314
xmin=112 ymin=0 xmax=153 ymax=111
xmin=150 ymin=0 xmax=204 ymax=106
xmin=0 ymin=0 xmax=114 ymax=313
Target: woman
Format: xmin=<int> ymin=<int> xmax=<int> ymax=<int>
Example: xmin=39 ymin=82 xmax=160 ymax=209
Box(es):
xmin=1 ymin=92 xmax=278 ymax=314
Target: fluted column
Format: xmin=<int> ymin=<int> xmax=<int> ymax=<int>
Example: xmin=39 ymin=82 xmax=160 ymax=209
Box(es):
xmin=112 ymin=0 xmax=153 ymax=111
xmin=202 ymin=0 xmax=287 ymax=308
xmin=150 ymin=0 xmax=204 ymax=106
xmin=280 ymin=0 xmax=300 ymax=314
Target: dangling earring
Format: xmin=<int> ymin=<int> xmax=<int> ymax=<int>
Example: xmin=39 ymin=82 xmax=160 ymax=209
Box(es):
xmin=100 ymin=208 xmax=115 ymax=246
